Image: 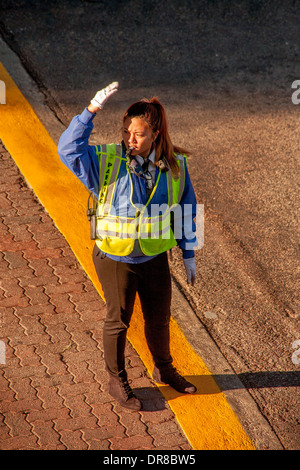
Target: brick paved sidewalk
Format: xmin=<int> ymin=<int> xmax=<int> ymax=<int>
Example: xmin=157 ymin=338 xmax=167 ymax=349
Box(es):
xmin=0 ymin=141 xmax=192 ymax=450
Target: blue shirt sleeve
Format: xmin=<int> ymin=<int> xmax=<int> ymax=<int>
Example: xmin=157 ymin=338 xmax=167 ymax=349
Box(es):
xmin=175 ymin=158 xmax=198 ymax=258
xmin=57 ymin=108 xmax=100 ymax=197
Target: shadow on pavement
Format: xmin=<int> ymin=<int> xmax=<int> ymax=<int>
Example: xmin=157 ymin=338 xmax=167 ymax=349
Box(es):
xmin=139 ymin=371 xmax=300 ymax=403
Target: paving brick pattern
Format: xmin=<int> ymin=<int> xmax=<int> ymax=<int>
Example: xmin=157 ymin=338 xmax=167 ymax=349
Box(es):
xmin=0 ymin=141 xmax=192 ymax=450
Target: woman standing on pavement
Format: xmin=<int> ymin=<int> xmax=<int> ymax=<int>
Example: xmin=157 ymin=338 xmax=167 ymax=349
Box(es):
xmin=58 ymin=82 xmax=198 ymax=410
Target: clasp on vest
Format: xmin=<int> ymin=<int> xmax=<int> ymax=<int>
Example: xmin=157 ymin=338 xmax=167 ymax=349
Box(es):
xmin=87 ymin=191 xmax=98 ymax=240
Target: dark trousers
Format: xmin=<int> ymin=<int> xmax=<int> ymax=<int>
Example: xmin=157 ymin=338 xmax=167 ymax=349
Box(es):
xmin=93 ymin=245 xmax=173 ymax=377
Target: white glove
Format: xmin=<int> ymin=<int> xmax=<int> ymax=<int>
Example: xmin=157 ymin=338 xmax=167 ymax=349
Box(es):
xmin=90 ymin=81 xmax=119 ymax=109
xmin=183 ymin=257 xmax=196 ymax=286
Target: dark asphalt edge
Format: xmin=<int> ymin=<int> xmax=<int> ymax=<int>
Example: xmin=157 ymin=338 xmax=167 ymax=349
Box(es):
xmin=0 ymin=21 xmax=68 ymax=127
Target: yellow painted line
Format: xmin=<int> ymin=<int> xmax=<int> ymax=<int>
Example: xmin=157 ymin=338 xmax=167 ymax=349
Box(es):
xmin=0 ymin=63 xmax=255 ymax=450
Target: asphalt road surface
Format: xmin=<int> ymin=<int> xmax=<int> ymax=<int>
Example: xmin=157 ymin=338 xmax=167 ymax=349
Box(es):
xmin=0 ymin=0 xmax=299 ymax=449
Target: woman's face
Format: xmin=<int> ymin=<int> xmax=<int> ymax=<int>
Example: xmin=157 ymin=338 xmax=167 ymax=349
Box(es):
xmin=122 ymin=116 xmax=158 ymax=159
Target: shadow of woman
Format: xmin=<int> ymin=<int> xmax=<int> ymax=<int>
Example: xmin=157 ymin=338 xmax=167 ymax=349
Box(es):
xmin=137 ymin=370 xmax=300 ymax=408
xmin=133 ymin=374 xmax=223 ymax=411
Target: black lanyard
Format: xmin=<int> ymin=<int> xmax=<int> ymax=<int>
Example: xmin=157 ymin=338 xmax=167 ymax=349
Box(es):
xmin=141 ymin=159 xmax=153 ymax=198
xmin=125 ymin=146 xmax=154 ymax=199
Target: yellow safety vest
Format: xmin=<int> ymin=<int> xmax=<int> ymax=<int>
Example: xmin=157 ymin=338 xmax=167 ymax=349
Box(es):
xmin=95 ymin=144 xmax=186 ymax=257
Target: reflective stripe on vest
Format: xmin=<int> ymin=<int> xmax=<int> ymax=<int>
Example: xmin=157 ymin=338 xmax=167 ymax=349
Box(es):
xmin=96 ymin=144 xmax=122 ymax=215
xmin=95 ymin=144 xmax=186 ymax=256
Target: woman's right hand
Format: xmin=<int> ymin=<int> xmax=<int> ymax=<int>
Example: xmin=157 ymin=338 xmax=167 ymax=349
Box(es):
xmin=89 ymin=81 xmax=119 ymax=112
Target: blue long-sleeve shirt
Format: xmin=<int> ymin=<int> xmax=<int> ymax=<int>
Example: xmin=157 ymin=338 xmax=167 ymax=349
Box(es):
xmin=57 ymin=108 xmax=197 ymax=263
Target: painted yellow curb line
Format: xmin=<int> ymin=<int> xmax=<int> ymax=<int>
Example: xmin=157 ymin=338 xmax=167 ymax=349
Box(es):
xmin=0 ymin=63 xmax=255 ymax=450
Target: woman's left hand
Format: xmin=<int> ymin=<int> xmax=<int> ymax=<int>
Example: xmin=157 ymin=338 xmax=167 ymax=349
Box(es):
xmin=90 ymin=81 xmax=119 ymax=110
xmin=183 ymin=257 xmax=196 ymax=286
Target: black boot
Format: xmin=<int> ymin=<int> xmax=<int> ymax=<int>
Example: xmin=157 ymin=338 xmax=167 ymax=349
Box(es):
xmin=152 ymin=365 xmax=197 ymax=394
xmin=108 ymin=374 xmax=142 ymax=411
